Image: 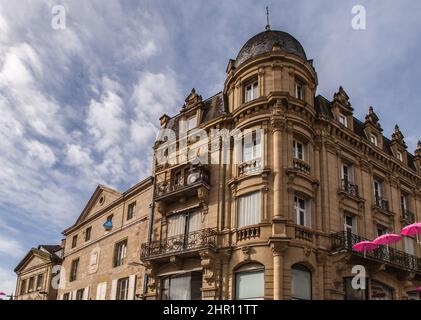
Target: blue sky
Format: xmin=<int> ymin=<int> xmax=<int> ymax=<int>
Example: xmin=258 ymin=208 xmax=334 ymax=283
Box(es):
xmin=1 ymin=0 xmax=421 ymax=295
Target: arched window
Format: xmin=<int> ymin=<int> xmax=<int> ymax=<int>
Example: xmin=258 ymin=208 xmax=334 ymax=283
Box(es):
xmin=291 ymin=264 xmax=312 ymax=300
xmin=235 ymin=263 xmax=264 ymax=300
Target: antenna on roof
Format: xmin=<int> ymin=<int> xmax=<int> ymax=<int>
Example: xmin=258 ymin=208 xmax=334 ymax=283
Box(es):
xmin=265 ymin=6 xmax=271 ymax=31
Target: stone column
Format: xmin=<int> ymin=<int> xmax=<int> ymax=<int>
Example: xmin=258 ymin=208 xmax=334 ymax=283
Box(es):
xmin=271 ymin=103 xmax=285 ymax=219
xmin=271 ymin=243 xmax=287 ymax=300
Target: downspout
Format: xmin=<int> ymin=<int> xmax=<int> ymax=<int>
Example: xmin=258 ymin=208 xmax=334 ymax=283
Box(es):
xmin=142 ymin=176 xmax=156 ymax=300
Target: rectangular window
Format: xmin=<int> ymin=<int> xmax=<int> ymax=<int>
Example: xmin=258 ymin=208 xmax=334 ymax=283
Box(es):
xmin=186 ymin=116 xmax=196 ymax=132
xmin=370 ymin=134 xmax=378 ymax=146
xmin=235 ymin=270 xmax=264 ymax=300
xmin=295 ymin=81 xmax=304 ymax=100
xmin=243 ymin=132 xmax=261 ymax=162
xmin=339 ymin=114 xmax=348 ymax=127
xmin=294 ymin=196 xmax=310 ymax=227
xmin=237 ymin=192 xmax=260 ymax=228
xmin=401 ymin=194 xmax=408 ymax=214
xmin=36 ymin=274 xmax=44 ymax=290
xmin=161 ymin=272 xmax=202 ymax=300
xmin=167 ymin=211 xmax=201 ymax=238
xmin=62 ymin=293 xmax=70 ymax=300
xmin=70 ymin=258 xmax=79 ymax=282
xmin=373 ymin=180 xmax=383 ymax=200
xmin=116 ymin=277 xmax=129 ymax=300
xmin=293 ymin=140 xmax=305 ymax=161
xmin=377 ymin=228 xmax=388 ymax=237
xmin=127 ymin=202 xmax=136 ymax=220
xmin=404 ymin=237 xmax=415 ymax=255
xmin=113 ymin=240 xmax=127 ymax=267
xmin=341 ymin=164 xmax=352 ymax=183
xmin=397 ymin=151 xmax=403 ymax=161
xmin=75 ymin=288 xmax=84 ymax=300
xmin=28 ymin=277 xmax=34 ymax=292
xmin=344 ymin=215 xmax=357 ymax=234
xmin=20 ymin=279 xmax=27 ymax=295
xmin=85 ymin=227 xmax=92 ymax=242
xmin=71 ymin=235 xmax=78 ymax=248
xmin=244 ymin=81 xmax=258 ymax=103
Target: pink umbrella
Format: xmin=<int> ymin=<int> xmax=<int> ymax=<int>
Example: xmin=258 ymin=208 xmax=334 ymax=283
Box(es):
xmin=373 ymin=233 xmax=402 ymax=253
xmin=401 ymin=223 xmax=421 ymax=243
xmin=353 ymin=241 xmax=379 ymax=258
xmin=416 ymin=287 xmax=421 ymax=292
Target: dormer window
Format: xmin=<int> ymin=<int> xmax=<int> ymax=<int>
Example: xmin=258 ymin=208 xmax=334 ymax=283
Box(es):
xmin=370 ymin=134 xmax=378 ymax=146
xmin=397 ymin=151 xmax=403 ymax=161
xmin=339 ymin=114 xmax=348 ymax=127
xmin=295 ymin=81 xmax=304 ymax=100
xmin=244 ymin=80 xmax=258 ymax=103
xmin=186 ymin=115 xmax=196 ymax=132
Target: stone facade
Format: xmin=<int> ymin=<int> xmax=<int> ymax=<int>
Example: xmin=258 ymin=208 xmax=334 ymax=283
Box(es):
xmin=14 ymin=27 xmax=421 ymax=300
xmin=57 ymin=177 xmax=153 ymax=300
xmin=14 ymin=245 xmax=63 ymax=300
xmin=142 ymin=28 xmax=421 ymax=300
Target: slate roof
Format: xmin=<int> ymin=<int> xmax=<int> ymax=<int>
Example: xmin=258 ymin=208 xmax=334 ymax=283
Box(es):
xmin=234 ymin=30 xmax=307 ymax=68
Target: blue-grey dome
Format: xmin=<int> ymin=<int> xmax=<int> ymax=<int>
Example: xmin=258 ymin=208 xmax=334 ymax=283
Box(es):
xmin=234 ymin=30 xmax=307 ymax=68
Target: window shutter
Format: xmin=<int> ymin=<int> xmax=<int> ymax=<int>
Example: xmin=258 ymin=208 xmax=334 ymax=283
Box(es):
xmin=72 ymin=290 xmax=77 ymax=300
xmin=58 ymin=294 xmax=62 ymax=300
xmin=110 ymin=279 xmax=117 ymax=300
xmin=96 ymin=282 xmax=107 ymax=300
xmin=127 ymin=275 xmax=136 ymax=300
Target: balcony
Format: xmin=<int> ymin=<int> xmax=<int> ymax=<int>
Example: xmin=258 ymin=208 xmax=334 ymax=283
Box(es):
xmin=341 ymin=179 xmax=359 ymax=198
xmin=155 ymin=166 xmax=210 ymax=202
xmin=401 ymin=209 xmax=416 ymax=225
xmin=238 ymin=158 xmax=262 ymax=176
xmin=293 ymin=158 xmax=311 ymax=175
xmin=374 ymin=196 xmax=390 ymax=212
xmin=331 ymin=231 xmax=421 ymax=273
xmin=237 ymin=225 xmax=261 ymax=242
xmin=295 ymin=225 xmax=314 ymax=242
xmin=140 ymin=228 xmax=217 ymax=259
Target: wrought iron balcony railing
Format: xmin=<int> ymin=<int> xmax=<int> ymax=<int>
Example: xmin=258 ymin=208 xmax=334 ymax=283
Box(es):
xmin=140 ymin=228 xmax=217 ymax=258
xmin=341 ymin=179 xmax=359 ymax=197
xmin=374 ymin=196 xmax=390 ymax=211
xmin=293 ymin=158 xmax=311 ymax=175
xmin=331 ymin=231 xmax=421 ymax=273
xmin=155 ymin=166 xmax=210 ymax=198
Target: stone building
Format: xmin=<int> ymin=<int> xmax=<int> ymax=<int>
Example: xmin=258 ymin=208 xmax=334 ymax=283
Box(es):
xmin=15 ymin=25 xmax=421 ymax=301
xmin=14 ymin=245 xmax=63 ymax=300
xmin=56 ymin=178 xmax=153 ymax=300
xmin=141 ymin=26 xmax=421 ymax=300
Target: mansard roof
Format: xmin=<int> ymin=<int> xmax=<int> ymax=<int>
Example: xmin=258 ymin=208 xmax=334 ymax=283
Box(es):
xmin=315 ymin=95 xmax=418 ymax=171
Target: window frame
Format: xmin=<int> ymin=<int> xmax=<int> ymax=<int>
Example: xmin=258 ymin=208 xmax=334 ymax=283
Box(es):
xmin=116 ymin=277 xmax=130 ymax=300
xmin=339 ymin=114 xmax=348 ymax=127
xmin=85 ymin=226 xmax=92 ymax=242
xmin=237 ymin=192 xmax=261 ymax=228
xmin=75 ymin=288 xmax=84 ymax=300
xmin=370 ymin=134 xmax=378 ymax=146
xmin=70 ymin=258 xmax=79 ymax=282
xmin=293 ymin=140 xmax=305 ymax=161
xmin=295 ymin=80 xmax=304 ymax=100
xmin=71 ymin=234 xmax=78 ymax=249
xmin=113 ymin=239 xmax=128 ymax=268
xmin=36 ymin=273 xmax=44 ymax=290
xmin=242 ymin=131 xmax=262 ymax=163
xmin=291 ymin=264 xmax=312 ymax=300
xmin=127 ymin=202 xmax=136 ymax=220
xmin=28 ymin=276 xmax=35 ymax=292
xmin=244 ymin=80 xmax=259 ymax=103
xmin=20 ymin=278 xmax=27 ymax=295
xmin=294 ymin=196 xmax=310 ymax=227
xmin=235 ymin=264 xmax=265 ymax=300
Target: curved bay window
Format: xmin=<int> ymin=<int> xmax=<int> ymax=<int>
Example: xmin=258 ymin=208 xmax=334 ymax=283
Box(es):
xmin=161 ymin=271 xmax=202 ymax=300
xmin=291 ymin=264 xmax=312 ymax=300
xmin=235 ymin=263 xmax=264 ymax=300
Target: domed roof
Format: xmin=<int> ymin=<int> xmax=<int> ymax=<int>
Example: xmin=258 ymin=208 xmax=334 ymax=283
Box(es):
xmin=234 ymin=30 xmax=307 ymax=68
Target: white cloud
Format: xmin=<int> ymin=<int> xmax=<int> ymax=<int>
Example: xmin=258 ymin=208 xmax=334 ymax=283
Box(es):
xmin=0 ymin=265 xmax=16 ymax=297
xmin=0 ymin=236 xmax=24 ymax=258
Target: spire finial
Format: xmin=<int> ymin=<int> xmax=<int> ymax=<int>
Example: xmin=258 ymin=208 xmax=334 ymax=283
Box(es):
xmin=265 ymin=6 xmax=271 ymax=31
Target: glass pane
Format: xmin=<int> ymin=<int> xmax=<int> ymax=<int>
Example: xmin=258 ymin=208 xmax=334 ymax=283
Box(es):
xmin=170 ymin=275 xmax=191 ymax=300
xmin=187 ymin=211 xmax=201 ymax=233
xmin=237 ymin=192 xmax=260 ymax=228
xmin=291 ymin=267 xmax=311 ymax=300
xmin=167 ymin=214 xmax=186 ymax=237
xmin=236 ymin=270 xmax=264 ymax=300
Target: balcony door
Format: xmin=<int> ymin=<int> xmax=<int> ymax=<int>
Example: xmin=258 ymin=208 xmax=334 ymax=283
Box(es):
xmin=373 ymin=180 xmax=383 ymax=201
xmin=167 ymin=211 xmax=202 ymax=250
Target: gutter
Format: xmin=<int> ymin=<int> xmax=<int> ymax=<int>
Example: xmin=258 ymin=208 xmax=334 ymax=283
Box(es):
xmin=142 ymin=176 xmax=156 ymax=300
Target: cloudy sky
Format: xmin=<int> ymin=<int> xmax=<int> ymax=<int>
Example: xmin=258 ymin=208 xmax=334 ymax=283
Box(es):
xmin=1 ymin=0 xmax=421 ymax=295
